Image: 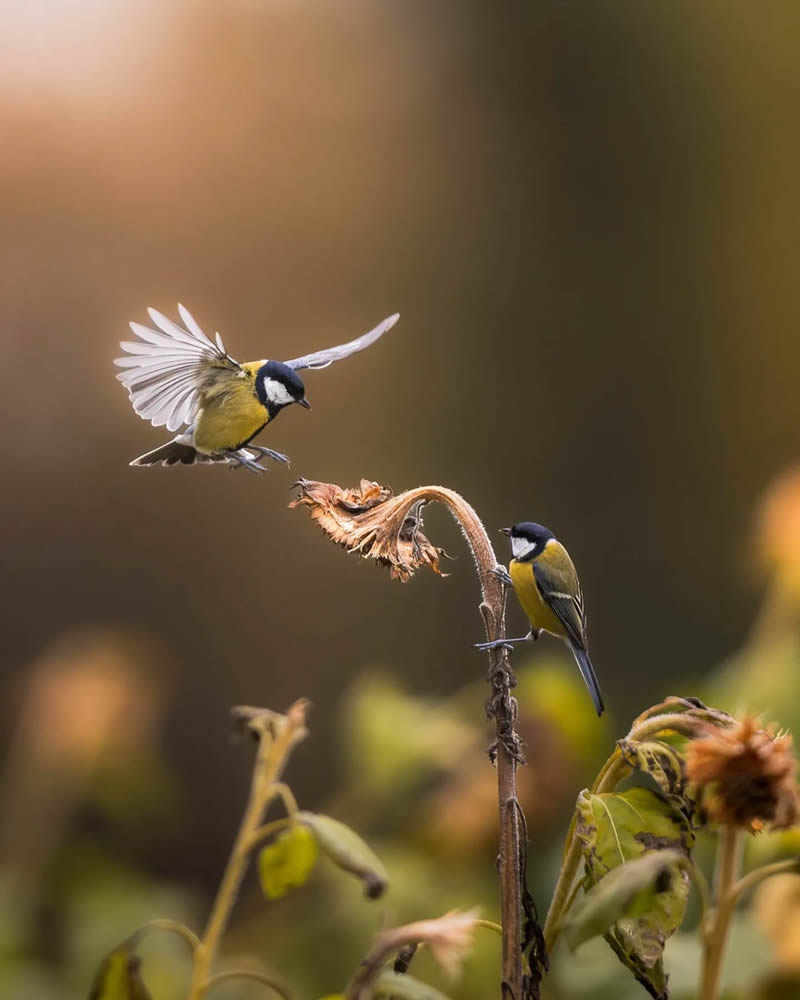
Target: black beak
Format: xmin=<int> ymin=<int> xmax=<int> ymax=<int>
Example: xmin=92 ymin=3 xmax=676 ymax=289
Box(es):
xmin=499 ymin=527 xmax=511 ymax=536
xmin=297 ymin=398 xmax=312 ymax=410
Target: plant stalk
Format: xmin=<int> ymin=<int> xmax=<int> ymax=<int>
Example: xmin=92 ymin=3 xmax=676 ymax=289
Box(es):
xmin=699 ymin=824 xmax=743 ymax=1000
xmin=357 ymin=485 xmax=526 ymax=996
xmin=293 ymin=480 xmax=533 ymax=996
xmin=188 ymin=702 xmax=308 ymax=1000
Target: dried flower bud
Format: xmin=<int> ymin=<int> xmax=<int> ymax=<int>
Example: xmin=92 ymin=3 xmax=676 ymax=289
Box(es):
xmin=290 ymin=479 xmax=448 ymax=581
xmin=685 ymin=716 xmax=800 ymax=831
xmin=394 ymin=908 xmax=481 ymax=978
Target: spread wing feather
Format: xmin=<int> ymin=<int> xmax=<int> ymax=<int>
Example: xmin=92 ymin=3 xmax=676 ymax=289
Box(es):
xmin=114 ymin=305 xmax=240 ymax=432
xmin=283 ymin=313 xmax=399 ymax=371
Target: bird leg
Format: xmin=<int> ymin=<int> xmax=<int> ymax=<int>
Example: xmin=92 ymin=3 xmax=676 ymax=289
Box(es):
xmin=475 ymin=631 xmax=535 ymax=652
xmin=248 ymin=446 xmax=291 ymax=465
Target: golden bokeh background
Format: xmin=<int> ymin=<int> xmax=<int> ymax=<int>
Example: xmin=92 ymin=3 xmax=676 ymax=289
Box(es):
xmin=2 ymin=3 xmax=800 ymax=998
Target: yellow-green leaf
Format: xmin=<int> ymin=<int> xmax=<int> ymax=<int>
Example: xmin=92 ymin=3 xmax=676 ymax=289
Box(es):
xmin=575 ymin=786 xmax=693 ymax=998
xmin=88 ymin=944 xmax=151 ymax=1000
xmin=298 ymin=811 xmax=388 ymax=898
xmin=374 ymin=971 xmax=454 ymax=999
xmin=563 ymin=848 xmax=688 ymax=951
xmin=257 ymin=823 xmax=319 ymax=900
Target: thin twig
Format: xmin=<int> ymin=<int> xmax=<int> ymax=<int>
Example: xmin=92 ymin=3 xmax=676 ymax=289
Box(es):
xmin=244 ymin=817 xmax=293 ymax=852
xmin=188 ymin=701 xmax=309 ymax=1000
xmin=699 ymin=825 xmax=743 ymax=1000
xmin=205 ymin=968 xmax=293 ymax=999
xmin=725 ymin=856 xmax=800 ymax=909
xmin=133 ymin=918 xmax=201 ymax=954
xmin=271 ymin=782 xmax=300 ymax=817
xmin=543 ymin=836 xmax=582 ymax=953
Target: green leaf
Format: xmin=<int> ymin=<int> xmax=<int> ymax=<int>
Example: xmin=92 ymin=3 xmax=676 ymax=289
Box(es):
xmin=257 ymin=823 xmax=319 ymax=900
xmin=88 ymin=943 xmax=151 ymax=1000
xmin=575 ymin=786 xmax=693 ymax=999
xmin=373 ymin=971 xmax=454 ymax=1000
xmin=298 ymin=811 xmax=388 ymax=898
xmin=563 ymin=848 xmax=688 ymax=951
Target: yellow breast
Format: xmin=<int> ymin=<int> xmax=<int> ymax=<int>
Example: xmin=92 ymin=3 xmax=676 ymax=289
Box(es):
xmin=193 ymin=372 xmax=269 ymax=454
xmin=509 ymin=559 xmax=564 ymax=638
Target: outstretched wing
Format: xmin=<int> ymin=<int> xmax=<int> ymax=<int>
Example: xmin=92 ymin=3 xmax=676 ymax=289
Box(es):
xmin=533 ymin=543 xmax=588 ymax=649
xmin=114 ymin=304 xmax=241 ymax=432
xmin=283 ymin=313 xmax=399 ymax=371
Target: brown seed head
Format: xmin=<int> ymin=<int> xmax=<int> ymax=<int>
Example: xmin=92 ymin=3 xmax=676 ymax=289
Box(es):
xmin=685 ymin=716 xmax=800 ymax=832
xmin=290 ymin=478 xmax=448 ymax=582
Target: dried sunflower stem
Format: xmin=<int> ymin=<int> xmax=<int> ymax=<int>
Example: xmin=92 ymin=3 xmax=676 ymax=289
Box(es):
xmin=429 ymin=489 xmax=525 ymax=994
xmin=699 ymin=824 xmax=743 ymax=1000
xmin=378 ymin=485 xmax=525 ymax=996
xmin=291 ymin=480 xmax=530 ymax=996
xmin=188 ymin=703 xmax=308 ymax=1000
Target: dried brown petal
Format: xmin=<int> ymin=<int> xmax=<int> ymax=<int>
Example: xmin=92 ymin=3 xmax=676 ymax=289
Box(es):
xmin=686 ymin=717 xmax=800 ymax=832
xmin=290 ymin=478 xmax=449 ymax=582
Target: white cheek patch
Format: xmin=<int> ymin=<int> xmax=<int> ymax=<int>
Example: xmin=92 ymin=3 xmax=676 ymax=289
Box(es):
xmin=263 ymin=379 xmax=295 ymax=406
xmin=511 ymin=536 xmax=536 ymax=560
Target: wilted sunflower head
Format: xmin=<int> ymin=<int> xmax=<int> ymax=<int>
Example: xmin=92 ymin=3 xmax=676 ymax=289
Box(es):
xmin=685 ymin=716 xmax=800 ymax=832
xmin=289 ymin=479 xmax=449 ymax=582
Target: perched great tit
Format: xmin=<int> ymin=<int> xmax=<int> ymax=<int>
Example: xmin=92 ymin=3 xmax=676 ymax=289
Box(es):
xmin=475 ymin=522 xmax=605 ymax=716
xmin=115 ymin=305 xmax=399 ymax=471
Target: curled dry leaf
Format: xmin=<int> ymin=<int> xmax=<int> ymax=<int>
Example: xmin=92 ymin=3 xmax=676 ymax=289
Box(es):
xmin=290 ymin=478 xmax=449 ymax=582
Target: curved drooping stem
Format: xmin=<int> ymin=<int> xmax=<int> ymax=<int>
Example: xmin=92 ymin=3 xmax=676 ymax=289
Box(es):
xmin=291 ymin=480 xmax=533 ymax=998
xmin=417 ymin=489 xmax=525 ymax=993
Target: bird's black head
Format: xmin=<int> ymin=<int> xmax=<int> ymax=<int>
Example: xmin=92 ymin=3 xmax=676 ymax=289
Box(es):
xmin=256 ymin=361 xmax=311 ymax=418
xmin=501 ymin=522 xmax=555 ymax=562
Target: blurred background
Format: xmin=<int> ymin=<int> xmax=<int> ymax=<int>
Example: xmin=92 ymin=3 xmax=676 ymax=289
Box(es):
xmin=2 ymin=1 xmax=800 ymax=997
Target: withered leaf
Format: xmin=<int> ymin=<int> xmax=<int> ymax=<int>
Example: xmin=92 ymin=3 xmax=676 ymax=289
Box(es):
xmin=290 ymin=479 xmax=449 ymax=582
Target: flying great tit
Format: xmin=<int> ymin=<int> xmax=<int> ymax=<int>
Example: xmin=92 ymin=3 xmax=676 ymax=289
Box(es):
xmin=115 ymin=305 xmax=399 ymax=471
xmin=475 ymin=522 xmax=605 ymax=716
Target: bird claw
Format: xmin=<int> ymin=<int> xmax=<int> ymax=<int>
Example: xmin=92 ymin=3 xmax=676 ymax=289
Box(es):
xmin=490 ymin=564 xmax=513 ymax=586
xmin=474 ymin=639 xmax=515 ymax=653
xmin=250 ymin=446 xmax=291 ymax=466
xmin=228 ymin=453 xmax=267 ymax=473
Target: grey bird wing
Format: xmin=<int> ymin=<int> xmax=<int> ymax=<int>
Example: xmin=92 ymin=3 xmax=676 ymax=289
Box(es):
xmin=283 ymin=313 xmax=399 ymax=371
xmin=533 ymin=548 xmax=588 ymax=649
xmin=114 ymin=304 xmax=241 ymax=432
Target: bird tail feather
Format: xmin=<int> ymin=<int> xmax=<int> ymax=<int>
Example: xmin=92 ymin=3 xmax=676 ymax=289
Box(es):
xmin=130 ymin=438 xmax=256 ymax=467
xmin=569 ymin=643 xmax=605 ymax=717
xmin=130 ymin=438 xmax=203 ymax=466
